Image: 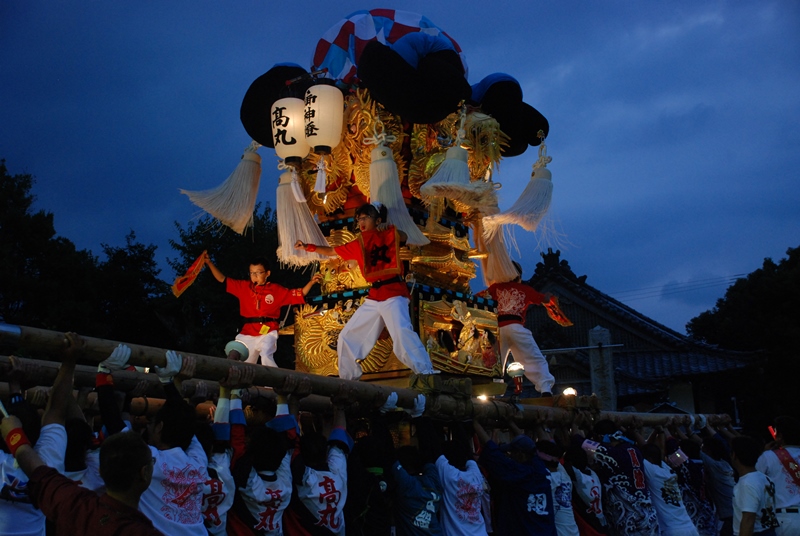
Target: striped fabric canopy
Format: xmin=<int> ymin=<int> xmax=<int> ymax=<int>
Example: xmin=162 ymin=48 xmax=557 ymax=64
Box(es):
xmin=311 ymin=8 xmax=468 ymax=84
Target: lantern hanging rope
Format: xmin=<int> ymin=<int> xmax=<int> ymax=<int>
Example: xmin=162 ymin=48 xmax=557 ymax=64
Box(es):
xmin=179 ymin=141 xmax=262 ymax=235
xmin=275 ymin=160 xmax=330 ymax=268
xmin=365 ymin=121 xmax=430 ymax=246
xmin=483 ymin=131 xmax=553 ymax=241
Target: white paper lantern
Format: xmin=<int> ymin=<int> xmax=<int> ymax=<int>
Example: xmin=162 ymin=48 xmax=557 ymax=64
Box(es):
xmin=271 ymin=97 xmax=309 ymax=165
xmin=304 ymin=82 xmax=344 ymax=155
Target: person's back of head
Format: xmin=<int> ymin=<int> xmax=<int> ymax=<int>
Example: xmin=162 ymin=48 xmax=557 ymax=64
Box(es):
xmin=396 ymin=445 xmax=423 ymax=475
xmin=536 ymin=440 xmax=564 ymax=470
xmin=642 ymin=443 xmax=663 ymax=466
xmin=592 ymin=419 xmax=619 ymax=441
xmin=703 ymin=434 xmax=730 ymax=463
xmin=680 ymin=438 xmax=702 ymax=460
xmin=251 ymin=426 xmax=288 ymax=472
xmin=775 ymin=415 xmax=800 ymax=445
xmin=246 ymin=397 xmax=277 ymax=426
xmin=300 ymin=430 xmax=329 ymax=470
xmin=154 ymin=398 xmax=196 ymax=450
xmin=354 ymin=434 xmax=391 ymax=469
xmin=730 ymin=436 xmax=763 ymax=469
xmin=100 ymin=431 xmax=153 ymax=493
xmin=442 ymin=439 xmax=469 ymax=471
xmin=564 ymin=444 xmax=589 ymax=472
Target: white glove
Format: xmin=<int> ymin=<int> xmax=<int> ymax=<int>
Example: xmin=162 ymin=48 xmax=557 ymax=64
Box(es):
xmin=379 ymin=392 xmax=398 ymax=414
xmin=152 ymin=350 xmax=182 ymax=384
xmin=405 ymin=394 xmax=426 ymax=418
xmin=98 ymin=344 xmax=131 ymax=373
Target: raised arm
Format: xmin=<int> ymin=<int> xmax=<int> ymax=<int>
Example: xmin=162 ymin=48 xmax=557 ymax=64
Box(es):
xmin=301 ymin=273 xmax=323 ymax=296
xmin=203 ymin=251 xmax=227 ymax=283
xmin=42 ymin=332 xmax=80 ymax=427
xmin=1 ymin=415 xmax=45 ymax=476
xmin=295 ymin=240 xmax=337 ymax=257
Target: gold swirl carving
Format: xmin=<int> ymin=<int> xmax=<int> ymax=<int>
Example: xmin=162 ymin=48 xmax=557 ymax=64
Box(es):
xmin=343 ymin=88 xmax=406 ymax=199
xmin=294 ymin=300 xmax=401 ymax=376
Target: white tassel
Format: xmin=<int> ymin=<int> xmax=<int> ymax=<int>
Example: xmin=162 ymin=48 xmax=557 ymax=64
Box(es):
xmin=481 ymin=229 xmax=520 ymax=286
xmin=180 ymin=141 xmax=261 ymax=235
xmin=290 ymin=167 xmax=306 ymax=203
xmin=314 ymin=157 xmax=327 ymax=193
xmin=369 ymin=144 xmax=430 ymax=246
xmin=419 ymin=145 xmax=495 ymax=208
xmin=276 ymin=170 xmax=330 ymax=268
xmin=420 ymin=107 xmax=494 ymax=209
xmin=483 ymin=134 xmax=553 ymax=240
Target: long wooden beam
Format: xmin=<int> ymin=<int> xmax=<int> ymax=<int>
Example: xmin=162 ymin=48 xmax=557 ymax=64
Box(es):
xmin=0 ymin=323 xmax=728 ymax=427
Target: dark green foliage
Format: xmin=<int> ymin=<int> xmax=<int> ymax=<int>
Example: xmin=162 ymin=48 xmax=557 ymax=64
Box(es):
xmin=687 ymin=246 xmax=800 ymax=354
xmin=0 ymin=160 xmax=100 ymax=333
xmin=687 ymin=246 xmax=800 ymax=420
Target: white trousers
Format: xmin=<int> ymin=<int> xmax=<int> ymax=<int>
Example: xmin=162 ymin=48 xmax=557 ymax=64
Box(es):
xmin=337 ymin=296 xmax=435 ymax=380
xmin=235 ymin=331 xmax=279 ymax=367
xmin=499 ymin=322 xmax=555 ymax=393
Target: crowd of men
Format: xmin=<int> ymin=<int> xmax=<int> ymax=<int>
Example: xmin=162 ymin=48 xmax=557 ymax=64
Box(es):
xmin=1 ymin=338 xmax=799 ymax=536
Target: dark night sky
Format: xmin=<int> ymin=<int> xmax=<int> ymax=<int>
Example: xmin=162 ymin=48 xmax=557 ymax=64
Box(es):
xmin=2 ymin=1 xmax=798 ymax=333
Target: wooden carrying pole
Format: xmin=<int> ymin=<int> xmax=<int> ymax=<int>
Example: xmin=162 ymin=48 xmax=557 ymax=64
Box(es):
xmin=0 ymin=323 xmax=727 ymax=427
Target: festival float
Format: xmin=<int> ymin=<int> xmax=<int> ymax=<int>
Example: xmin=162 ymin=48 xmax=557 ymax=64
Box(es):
xmin=0 ymin=10 xmax=732 ymax=429
xmin=177 ymin=8 xmax=568 ymax=399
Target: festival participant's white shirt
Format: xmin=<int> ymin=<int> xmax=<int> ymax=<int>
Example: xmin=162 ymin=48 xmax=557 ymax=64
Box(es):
xmin=549 ymin=463 xmax=580 ymax=536
xmin=139 ymin=436 xmax=209 ymax=536
xmin=295 ymin=446 xmax=348 ymax=534
xmin=571 ymin=465 xmax=607 ymax=526
xmin=239 ymin=451 xmax=292 ymax=535
xmin=756 ymin=447 xmax=800 ymax=508
xmin=732 ymin=471 xmax=779 ymax=536
xmin=755 ymin=447 xmax=800 ymax=535
xmin=642 ymin=459 xmax=699 ymax=536
xmin=0 ymin=424 xmax=66 ymax=536
xmin=435 ymin=455 xmax=488 ymax=536
xmin=64 ymin=448 xmax=105 ymax=493
xmin=203 ymin=451 xmax=235 ymax=536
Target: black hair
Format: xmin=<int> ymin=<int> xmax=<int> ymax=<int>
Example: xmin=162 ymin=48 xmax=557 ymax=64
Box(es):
xmin=564 ymin=444 xmax=589 ymax=471
xmin=64 ymin=418 xmax=93 ymax=472
xmin=250 ymin=426 xmax=288 ymax=472
xmin=154 ymin=398 xmax=196 ymax=450
xmin=731 ymin=436 xmax=763 ymax=467
xmin=396 ymin=445 xmax=422 ymax=475
xmin=355 ymin=202 xmax=387 ymax=223
xmin=300 ymin=431 xmax=329 ymax=469
xmin=775 ymin=416 xmax=800 ymax=445
xmin=195 ymin=422 xmax=218 ymax=457
xmin=703 ymin=435 xmax=730 ymax=462
xmin=512 ymin=260 xmax=523 ymax=278
xmin=592 ymin=419 xmax=619 ymax=439
xmin=442 ymin=439 xmax=469 ymax=471
xmin=642 ymin=443 xmax=663 ymax=464
xmin=680 ymin=439 xmax=702 ymax=460
xmin=99 ymin=431 xmax=152 ymax=492
xmin=249 ymin=257 xmax=272 ymax=272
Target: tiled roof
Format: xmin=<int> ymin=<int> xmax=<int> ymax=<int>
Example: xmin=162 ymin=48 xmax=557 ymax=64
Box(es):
xmin=524 ymin=250 xmax=760 ymax=398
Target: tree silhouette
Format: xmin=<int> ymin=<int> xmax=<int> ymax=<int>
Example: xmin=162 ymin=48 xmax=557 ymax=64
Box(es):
xmin=688 ymin=245 xmax=800 ymax=419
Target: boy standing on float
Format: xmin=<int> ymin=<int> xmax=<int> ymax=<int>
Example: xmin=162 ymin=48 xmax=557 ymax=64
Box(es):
xmin=479 ymin=261 xmax=555 ymax=396
xmin=204 ymin=253 xmax=320 ymax=367
xmin=295 ymin=202 xmax=437 ymax=380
